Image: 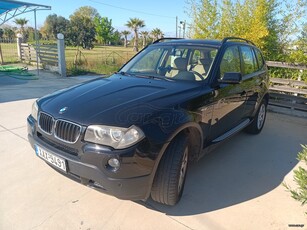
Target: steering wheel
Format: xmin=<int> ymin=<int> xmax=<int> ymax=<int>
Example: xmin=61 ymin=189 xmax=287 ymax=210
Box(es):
xmin=190 ymin=71 xmax=205 ymax=80
xmin=157 ymin=65 xmax=172 ymax=76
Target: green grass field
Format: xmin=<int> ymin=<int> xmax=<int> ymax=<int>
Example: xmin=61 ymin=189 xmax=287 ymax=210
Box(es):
xmin=0 ymin=42 xmax=19 ymax=63
xmin=65 ymin=45 xmax=136 ymax=75
xmin=0 ymin=42 xmax=137 ymax=75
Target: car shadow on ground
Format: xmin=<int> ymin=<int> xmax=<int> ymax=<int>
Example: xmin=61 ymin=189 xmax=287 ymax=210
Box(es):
xmin=138 ymin=123 xmax=302 ymax=215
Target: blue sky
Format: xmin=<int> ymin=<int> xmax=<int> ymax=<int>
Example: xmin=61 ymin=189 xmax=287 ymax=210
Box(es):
xmin=8 ymin=0 xmax=189 ymax=37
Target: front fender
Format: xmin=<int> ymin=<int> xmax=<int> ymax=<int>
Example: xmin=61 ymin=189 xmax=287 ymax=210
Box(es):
xmin=143 ymin=120 xmax=203 ymax=200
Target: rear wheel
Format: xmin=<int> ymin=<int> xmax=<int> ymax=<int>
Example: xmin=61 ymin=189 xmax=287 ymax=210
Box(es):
xmin=151 ymin=134 xmax=189 ymax=206
xmin=245 ymin=100 xmax=267 ymax=134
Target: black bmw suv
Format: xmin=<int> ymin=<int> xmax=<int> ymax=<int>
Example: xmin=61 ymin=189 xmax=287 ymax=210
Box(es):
xmin=28 ymin=37 xmax=269 ymax=206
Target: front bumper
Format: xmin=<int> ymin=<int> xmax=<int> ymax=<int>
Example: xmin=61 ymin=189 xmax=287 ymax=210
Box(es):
xmin=27 ymin=116 xmax=156 ymax=200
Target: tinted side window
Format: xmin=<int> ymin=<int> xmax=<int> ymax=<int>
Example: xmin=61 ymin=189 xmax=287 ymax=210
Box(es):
xmin=241 ymin=46 xmax=257 ymax=75
xmin=220 ymin=46 xmax=241 ymax=79
xmin=254 ymin=48 xmax=264 ymax=70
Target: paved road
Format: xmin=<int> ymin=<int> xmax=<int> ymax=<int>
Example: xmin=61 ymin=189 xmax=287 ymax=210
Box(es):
xmin=0 ymin=72 xmax=306 ymax=229
xmin=0 ymin=70 xmax=100 ymax=103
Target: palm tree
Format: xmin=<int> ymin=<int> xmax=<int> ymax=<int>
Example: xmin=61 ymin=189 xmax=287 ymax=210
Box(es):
xmin=14 ymin=18 xmax=28 ymax=41
xmin=140 ymin=31 xmax=149 ymax=48
xmin=151 ymin=28 xmax=164 ymax=42
xmin=125 ymin=18 xmax=145 ymax=52
xmin=121 ymin=30 xmax=130 ymax=48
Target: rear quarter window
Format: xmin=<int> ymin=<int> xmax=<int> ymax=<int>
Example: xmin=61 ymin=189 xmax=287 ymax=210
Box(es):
xmin=240 ymin=46 xmax=257 ymax=75
xmin=254 ymin=48 xmax=265 ymax=70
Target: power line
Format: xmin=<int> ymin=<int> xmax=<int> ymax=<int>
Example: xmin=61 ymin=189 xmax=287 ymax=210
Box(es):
xmin=88 ymin=0 xmax=175 ymax=19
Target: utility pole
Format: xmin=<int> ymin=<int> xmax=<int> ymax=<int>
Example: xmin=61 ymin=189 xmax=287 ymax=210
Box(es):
xmin=180 ymin=20 xmax=186 ymax=38
xmin=176 ymin=16 xmax=178 ymax=38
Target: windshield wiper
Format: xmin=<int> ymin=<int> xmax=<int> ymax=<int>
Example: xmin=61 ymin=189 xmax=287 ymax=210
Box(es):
xmin=128 ymin=72 xmax=173 ymax=81
xmin=116 ymin=71 xmax=135 ymax=77
xmin=116 ymin=71 xmax=173 ymax=81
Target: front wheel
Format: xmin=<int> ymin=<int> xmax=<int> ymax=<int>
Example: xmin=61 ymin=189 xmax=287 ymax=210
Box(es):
xmin=245 ymin=100 xmax=267 ymax=134
xmin=151 ymin=134 xmax=189 ymax=206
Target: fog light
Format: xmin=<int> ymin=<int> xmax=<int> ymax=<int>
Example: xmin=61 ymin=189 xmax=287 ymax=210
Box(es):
xmin=108 ymin=158 xmax=120 ymax=171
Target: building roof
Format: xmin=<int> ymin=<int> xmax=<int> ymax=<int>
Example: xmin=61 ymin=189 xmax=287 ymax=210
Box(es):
xmin=0 ymin=0 xmax=51 ymax=25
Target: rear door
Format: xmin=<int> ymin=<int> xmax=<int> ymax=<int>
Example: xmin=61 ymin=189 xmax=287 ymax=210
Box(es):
xmin=239 ymin=46 xmax=265 ymax=118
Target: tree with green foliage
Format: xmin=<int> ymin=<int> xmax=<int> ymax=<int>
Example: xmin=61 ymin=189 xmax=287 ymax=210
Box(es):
xmin=3 ymin=27 xmax=15 ymax=40
xmin=188 ymin=0 xmax=219 ymax=39
xmin=277 ymin=0 xmax=306 ymax=50
xmin=140 ymin=31 xmax=149 ymax=48
xmin=0 ymin=28 xmax=3 ymax=39
xmin=94 ymin=16 xmax=114 ymax=45
xmin=297 ymin=23 xmax=307 ymax=52
xmin=13 ymin=18 xmax=28 ymax=41
xmin=125 ymin=18 xmax=145 ymax=52
xmin=287 ymin=23 xmax=307 ymax=65
xmin=284 ymin=145 xmax=307 ymax=214
xmin=111 ymin=30 xmax=122 ymax=45
xmin=218 ymin=0 xmax=234 ymax=38
xmin=67 ymin=6 xmax=99 ymax=49
xmin=71 ymin=6 xmax=99 ymax=20
xmin=187 ymin=0 xmax=306 ymax=61
xmin=40 ymin=14 xmax=69 ymax=40
xmin=151 ymin=28 xmax=164 ymax=41
xmin=24 ymin=27 xmax=41 ymax=42
xmin=121 ymin=30 xmax=130 ymax=48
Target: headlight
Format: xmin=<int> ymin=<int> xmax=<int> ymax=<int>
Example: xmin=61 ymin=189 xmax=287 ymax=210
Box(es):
xmin=84 ymin=125 xmax=145 ymax=149
xmin=31 ymin=101 xmax=38 ymax=120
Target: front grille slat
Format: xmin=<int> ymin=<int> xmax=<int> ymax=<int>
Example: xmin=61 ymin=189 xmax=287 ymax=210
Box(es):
xmin=69 ymin=124 xmax=74 ymax=142
xmin=55 ymin=119 xmax=81 ymax=144
xmin=38 ymin=112 xmax=53 ymax=135
xmin=38 ymin=112 xmax=81 ymax=144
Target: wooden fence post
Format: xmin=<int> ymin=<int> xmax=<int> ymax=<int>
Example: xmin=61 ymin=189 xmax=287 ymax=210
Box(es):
xmin=57 ymin=33 xmax=66 ymax=77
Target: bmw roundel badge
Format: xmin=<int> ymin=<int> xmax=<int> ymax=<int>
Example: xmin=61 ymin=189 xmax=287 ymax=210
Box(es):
xmin=59 ymin=107 xmax=68 ymax=114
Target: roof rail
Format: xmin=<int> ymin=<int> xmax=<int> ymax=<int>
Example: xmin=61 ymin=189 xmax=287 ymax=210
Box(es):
xmin=221 ymin=37 xmax=256 ymax=46
xmin=152 ymin=37 xmax=183 ymax=44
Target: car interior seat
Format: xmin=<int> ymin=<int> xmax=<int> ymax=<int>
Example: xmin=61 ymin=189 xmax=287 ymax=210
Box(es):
xmin=172 ymin=58 xmax=196 ymax=81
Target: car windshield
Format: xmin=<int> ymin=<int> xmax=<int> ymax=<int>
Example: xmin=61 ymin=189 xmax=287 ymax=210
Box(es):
xmin=120 ymin=45 xmax=218 ymax=81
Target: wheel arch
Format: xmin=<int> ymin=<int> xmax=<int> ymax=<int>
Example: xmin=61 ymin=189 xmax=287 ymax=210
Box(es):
xmin=164 ymin=122 xmax=203 ymax=162
xmin=144 ymin=122 xmax=203 ymax=199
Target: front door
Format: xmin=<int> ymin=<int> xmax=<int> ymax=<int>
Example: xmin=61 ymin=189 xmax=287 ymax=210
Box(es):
xmin=210 ymin=45 xmax=247 ymax=140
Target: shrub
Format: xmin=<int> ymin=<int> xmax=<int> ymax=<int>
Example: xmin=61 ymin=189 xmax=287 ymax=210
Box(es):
xmin=284 ymin=145 xmax=307 ymax=214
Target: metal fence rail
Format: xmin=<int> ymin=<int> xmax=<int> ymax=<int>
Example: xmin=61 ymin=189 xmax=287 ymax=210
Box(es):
xmin=0 ymin=38 xmax=18 ymax=64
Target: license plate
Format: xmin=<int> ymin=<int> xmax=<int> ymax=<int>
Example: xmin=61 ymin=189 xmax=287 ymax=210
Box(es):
xmin=35 ymin=145 xmax=67 ymax=172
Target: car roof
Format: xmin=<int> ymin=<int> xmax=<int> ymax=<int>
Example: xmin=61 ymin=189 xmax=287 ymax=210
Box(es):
xmin=152 ymin=39 xmax=221 ymax=48
xmin=151 ymin=38 xmax=257 ymax=49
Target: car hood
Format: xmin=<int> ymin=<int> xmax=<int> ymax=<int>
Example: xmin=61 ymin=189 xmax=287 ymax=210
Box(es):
xmin=38 ymin=74 xmax=203 ymax=127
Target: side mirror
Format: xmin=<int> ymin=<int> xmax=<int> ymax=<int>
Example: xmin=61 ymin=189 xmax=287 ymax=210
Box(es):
xmin=218 ymin=72 xmax=242 ymax=84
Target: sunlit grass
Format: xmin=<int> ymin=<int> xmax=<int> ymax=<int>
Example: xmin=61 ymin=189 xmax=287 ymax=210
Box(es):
xmin=0 ymin=42 xmax=136 ymax=75
xmin=65 ymin=45 xmax=136 ymax=75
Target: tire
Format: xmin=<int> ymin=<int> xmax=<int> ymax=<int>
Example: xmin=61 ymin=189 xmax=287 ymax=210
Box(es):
xmin=151 ymin=133 xmax=189 ymax=206
xmin=245 ymin=100 xmax=267 ymax=134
